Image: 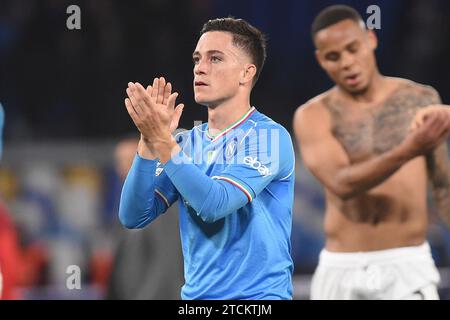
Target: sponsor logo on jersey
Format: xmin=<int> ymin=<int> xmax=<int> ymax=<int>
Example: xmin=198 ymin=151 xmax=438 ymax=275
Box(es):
xmin=243 ymin=156 xmax=271 ymax=177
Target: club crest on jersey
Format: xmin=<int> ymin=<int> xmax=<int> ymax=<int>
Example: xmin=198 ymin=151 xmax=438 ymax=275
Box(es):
xmin=155 ymin=161 xmax=164 ymax=176
xmin=225 ymin=140 xmax=238 ymax=161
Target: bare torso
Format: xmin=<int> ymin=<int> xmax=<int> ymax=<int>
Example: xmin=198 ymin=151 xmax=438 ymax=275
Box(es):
xmin=319 ymin=78 xmax=435 ymax=252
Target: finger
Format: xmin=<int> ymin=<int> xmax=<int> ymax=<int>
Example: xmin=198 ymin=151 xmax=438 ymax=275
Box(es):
xmin=146 ymin=85 xmax=152 ymax=96
xmin=156 ymin=77 xmax=166 ymax=104
xmin=170 ymin=104 xmax=185 ymax=132
xmin=126 ymin=84 xmax=144 ymax=116
xmin=428 ymin=114 xmax=447 ymax=137
xmin=433 ymin=129 xmax=450 ymax=149
xmin=435 ymin=113 xmax=450 ymax=137
xmin=134 ymin=82 xmax=156 ymax=113
xmin=151 ymin=78 xmax=159 ymax=99
xmin=415 ymin=111 xmax=426 ymax=126
xmin=163 ymin=82 xmax=172 ymax=105
xmin=409 ymin=121 xmax=418 ymax=132
xmin=124 ymin=98 xmax=140 ymax=125
xmin=174 ymin=103 xmax=185 ymax=120
xmin=167 ymin=92 xmax=179 ymax=110
xmin=422 ymin=112 xmax=439 ymax=127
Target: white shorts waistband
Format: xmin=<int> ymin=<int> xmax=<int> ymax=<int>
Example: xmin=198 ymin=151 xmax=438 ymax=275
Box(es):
xmin=318 ymin=242 xmax=434 ymax=268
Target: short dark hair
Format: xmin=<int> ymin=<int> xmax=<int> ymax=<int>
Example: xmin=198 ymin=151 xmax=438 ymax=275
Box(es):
xmin=200 ymin=17 xmax=267 ymax=85
xmin=311 ymin=5 xmax=364 ymax=41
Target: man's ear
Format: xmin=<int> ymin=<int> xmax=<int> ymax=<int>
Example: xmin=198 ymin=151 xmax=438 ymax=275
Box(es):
xmin=315 ymin=50 xmax=325 ymax=69
xmin=240 ymin=64 xmax=257 ymax=85
xmin=367 ymin=30 xmax=378 ymax=50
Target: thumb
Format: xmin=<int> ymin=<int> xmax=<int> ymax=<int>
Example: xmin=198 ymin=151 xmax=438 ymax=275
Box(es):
xmin=170 ymin=104 xmax=185 ymax=133
xmin=409 ymin=121 xmax=418 ymax=132
xmin=174 ymin=104 xmax=185 ymax=120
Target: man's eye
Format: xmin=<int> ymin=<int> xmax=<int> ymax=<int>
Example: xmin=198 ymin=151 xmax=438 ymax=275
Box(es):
xmin=193 ymin=58 xmax=199 ymax=64
xmin=348 ymin=45 xmax=358 ymax=53
xmin=327 ymin=54 xmax=339 ymax=62
xmin=211 ymin=56 xmax=221 ymax=62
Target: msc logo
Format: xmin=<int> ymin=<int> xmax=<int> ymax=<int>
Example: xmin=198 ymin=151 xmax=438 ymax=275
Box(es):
xmin=243 ymin=156 xmax=271 ymax=177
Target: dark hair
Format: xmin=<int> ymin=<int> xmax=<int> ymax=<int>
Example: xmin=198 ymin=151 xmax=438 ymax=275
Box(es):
xmin=311 ymin=5 xmax=364 ymax=41
xmin=200 ymin=17 xmax=267 ymax=85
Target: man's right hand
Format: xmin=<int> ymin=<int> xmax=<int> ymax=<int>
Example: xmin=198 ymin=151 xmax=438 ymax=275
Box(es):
xmin=145 ymin=77 xmax=185 ymax=134
xmin=402 ymin=110 xmax=450 ymax=158
xmin=124 ymin=77 xmax=184 ymax=159
xmin=409 ymin=105 xmax=450 ymax=131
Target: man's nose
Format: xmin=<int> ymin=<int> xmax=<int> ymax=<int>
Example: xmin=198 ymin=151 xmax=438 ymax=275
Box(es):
xmin=340 ymin=51 xmax=355 ymax=70
xmin=194 ymin=59 xmax=208 ymax=75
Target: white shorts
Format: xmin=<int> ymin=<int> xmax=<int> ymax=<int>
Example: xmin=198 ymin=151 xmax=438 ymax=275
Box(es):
xmin=311 ymin=242 xmax=441 ymax=300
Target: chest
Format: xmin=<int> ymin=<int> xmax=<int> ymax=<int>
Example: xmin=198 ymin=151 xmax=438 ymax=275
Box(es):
xmin=184 ymin=136 xmax=238 ymax=175
xmin=329 ymin=102 xmax=417 ymax=162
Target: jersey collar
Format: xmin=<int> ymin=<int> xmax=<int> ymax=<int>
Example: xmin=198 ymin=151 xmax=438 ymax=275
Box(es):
xmin=206 ymin=107 xmax=256 ymax=142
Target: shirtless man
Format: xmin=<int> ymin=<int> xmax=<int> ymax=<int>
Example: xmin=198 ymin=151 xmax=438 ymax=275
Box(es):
xmin=293 ymin=5 xmax=450 ymax=299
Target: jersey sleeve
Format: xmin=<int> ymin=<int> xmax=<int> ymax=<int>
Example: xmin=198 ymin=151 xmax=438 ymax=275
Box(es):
xmin=119 ymin=154 xmax=179 ymax=228
xmin=215 ymin=125 xmax=295 ymax=202
xmin=153 ymin=160 xmax=180 ymax=207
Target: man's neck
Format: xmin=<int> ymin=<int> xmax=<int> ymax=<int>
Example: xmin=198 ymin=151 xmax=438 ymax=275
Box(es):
xmin=207 ymin=95 xmax=252 ymax=137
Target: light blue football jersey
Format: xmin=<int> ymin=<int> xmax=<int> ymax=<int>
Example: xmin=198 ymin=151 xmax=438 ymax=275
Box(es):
xmin=121 ymin=107 xmax=295 ymax=299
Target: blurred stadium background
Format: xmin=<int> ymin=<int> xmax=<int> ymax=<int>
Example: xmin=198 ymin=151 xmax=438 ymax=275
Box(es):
xmin=0 ymin=0 xmax=449 ymax=299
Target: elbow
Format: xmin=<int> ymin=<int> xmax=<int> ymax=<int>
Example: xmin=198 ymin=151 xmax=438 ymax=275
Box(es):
xmin=118 ymin=202 xmax=144 ymax=229
xmin=195 ymin=182 xmax=237 ymax=223
xmin=329 ymin=180 xmax=358 ymax=201
xmin=328 ymin=170 xmax=364 ymax=200
xmin=198 ymin=211 xmax=220 ymax=223
xmin=118 ymin=211 xmax=139 ymax=229
xmin=197 ymin=207 xmax=231 ymax=223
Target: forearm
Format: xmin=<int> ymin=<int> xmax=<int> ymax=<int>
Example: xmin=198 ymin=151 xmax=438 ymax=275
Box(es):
xmin=164 ymin=151 xmax=248 ymax=222
xmin=427 ymin=142 xmax=450 ymax=228
xmin=119 ymin=155 xmax=167 ymax=228
xmin=138 ymin=135 xmax=158 ymax=160
xmin=434 ymin=185 xmax=450 ymax=228
xmin=335 ymin=143 xmax=413 ymax=199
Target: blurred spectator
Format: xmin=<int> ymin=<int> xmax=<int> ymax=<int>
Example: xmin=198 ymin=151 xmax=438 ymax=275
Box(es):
xmin=0 ymin=103 xmax=47 ymax=299
xmin=0 ymin=201 xmax=47 ymax=299
xmin=106 ymin=136 xmax=184 ymax=300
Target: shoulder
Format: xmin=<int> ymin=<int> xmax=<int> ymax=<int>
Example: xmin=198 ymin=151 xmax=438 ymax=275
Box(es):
xmin=390 ymin=77 xmax=441 ymax=102
xmin=293 ymin=90 xmax=334 ymax=132
xmin=251 ymin=110 xmax=292 ymax=142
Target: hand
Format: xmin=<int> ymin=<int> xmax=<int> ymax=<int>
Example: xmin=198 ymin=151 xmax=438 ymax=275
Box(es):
xmin=409 ymin=104 xmax=450 ymax=131
xmin=124 ymin=77 xmax=183 ymax=161
xmin=146 ymin=77 xmax=185 ymax=134
xmin=137 ymin=78 xmax=184 ymax=159
xmin=125 ymin=77 xmax=184 ymax=136
xmin=402 ymin=110 xmax=450 ymax=158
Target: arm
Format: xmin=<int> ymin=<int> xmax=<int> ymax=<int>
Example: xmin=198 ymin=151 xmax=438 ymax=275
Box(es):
xmin=411 ymin=93 xmax=450 ymax=225
xmin=293 ymin=103 xmax=449 ymax=200
xmin=125 ymin=82 xmax=247 ymax=223
xmin=118 ymin=154 xmax=178 ymax=229
xmin=126 ymin=81 xmax=290 ymax=223
xmin=163 ymin=151 xmax=248 ymax=223
xmin=120 ymin=78 xmax=184 ymax=228
xmin=161 ymin=125 xmax=294 ymax=223
xmin=427 ymin=139 xmax=450 ymax=229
